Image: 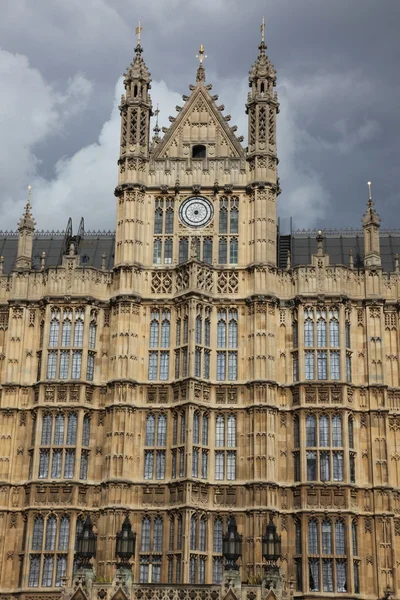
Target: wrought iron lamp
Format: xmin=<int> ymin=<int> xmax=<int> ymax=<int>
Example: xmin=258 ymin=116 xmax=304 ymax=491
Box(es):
xmin=76 ymin=516 xmax=97 ymax=567
xmin=262 ymin=514 xmax=281 ymax=571
xmin=116 ymin=515 xmax=136 ymax=568
xmin=223 ymin=517 xmax=242 ymax=571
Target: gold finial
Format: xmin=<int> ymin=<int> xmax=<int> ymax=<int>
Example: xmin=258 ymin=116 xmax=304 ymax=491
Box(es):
xmin=135 ymin=21 xmax=143 ymax=45
xmin=27 ymin=185 xmax=32 ymax=201
xmin=196 ymin=44 xmax=207 ymax=65
xmin=367 ymin=181 xmax=372 ymax=200
xmin=261 ymin=16 xmax=265 ymax=44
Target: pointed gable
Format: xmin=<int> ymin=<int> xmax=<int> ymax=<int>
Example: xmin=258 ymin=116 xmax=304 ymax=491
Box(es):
xmin=153 ymin=85 xmax=245 ymax=160
xmin=222 ymin=589 xmax=239 ymax=600
xmin=110 ymin=588 xmax=129 ymax=600
xmin=70 ymin=587 xmax=88 ymax=600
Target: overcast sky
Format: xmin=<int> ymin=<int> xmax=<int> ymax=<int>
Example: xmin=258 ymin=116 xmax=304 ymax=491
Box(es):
xmin=0 ymin=0 xmax=399 ymax=233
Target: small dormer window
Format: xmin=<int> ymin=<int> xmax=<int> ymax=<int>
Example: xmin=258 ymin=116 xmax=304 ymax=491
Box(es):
xmin=192 ymin=144 xmax=206 ymax=159
xmin=260 ymin=82 xmax=265 ymax=94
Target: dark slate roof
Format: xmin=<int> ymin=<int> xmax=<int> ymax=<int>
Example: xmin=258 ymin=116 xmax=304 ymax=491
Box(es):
xmin=1 ymin=227 xmax=400 ymax=275
xmin=278 ymin=231 xmax=400 ymax=273
xmin=0 ymin=232 xmax=115 ymax=274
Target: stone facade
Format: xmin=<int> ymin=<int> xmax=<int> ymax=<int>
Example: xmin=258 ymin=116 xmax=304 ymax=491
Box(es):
xmin=0 ymin=25 xmax=399 ymax=600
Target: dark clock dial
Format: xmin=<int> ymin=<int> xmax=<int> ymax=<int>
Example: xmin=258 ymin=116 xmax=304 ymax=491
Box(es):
xmin=179 ymin=196 xmax=214 ymax=228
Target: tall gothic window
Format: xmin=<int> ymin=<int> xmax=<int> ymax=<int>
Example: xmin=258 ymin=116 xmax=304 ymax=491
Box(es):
xmin=194 ymin=305 xmax=212 ymax=380
xmin=216 ymin=309 xmax=238 ymax=381
xmin=37 ymin=412 xmax=89 ymax=481
xmin=307 ymin=517 xmax=349 ymax=593
xmin=175 ymin=306 xmax=190 ymax=379
xmin=28 ymin=514 xmax=70 ymax=587
xmin=191 ymin=411 xmax=209 ymax=479
xmin=45 ymin=307 xmax=96 ymax=382
xmin=144 ymin=413 xmax=167 ymax=480
xmin=148 ymin=309 xmax=170 ymax=381
xmin=303 ymin=307 xmax=342 ymax=381
xmin=305 ymin=414 xmax=345 ymax=483
xmin=218 ymin=196 xmax=239 ymax=265
xmin=214 ymin=414 xmax=236 ymax=481
xmin=140 ymin=517 xmax=164 ymax=583
xmin=153 ymin=197 xmax=174 ymax=264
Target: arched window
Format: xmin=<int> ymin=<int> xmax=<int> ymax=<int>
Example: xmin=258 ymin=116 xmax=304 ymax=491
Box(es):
xmin=203 ymin=238 xmax=213 ymax=263
xmin=317 ymin=315 xmax=327 ymax=347
xmin=192 ymin=144 xmax=206 ymax=159
xmin=230 ymin=206 xmax=238 ymax=234
xmin=153 ymin=239 xmax=162 ymax=264
xmin=66 ymin=413 xmax=77 ymax=445
xmin=54 ymin=414 xmax=65 ymax=445
xmin=74 ymin=312 xmax=84 ymax=347
xmin=169 ymin=517 xmax=174 ymax=551
xmin=196 ymin=316 xmax=202 ymax=345
xmin=228 ymin=310 xmax=238 ymax=348
xmin=219 ymin=201 xmax=228 ymax=234
xmin=145 ymin=415 xmax=155 ymax=446
xmin=213 ymin=518 xmax=223 ymax=552
xmin=227 ymin=415 xmax=236 ymax=447
xmin=329 ymin=315 xmax=339 ymax=347
xmin=154 ymin=206 xmax=163 ymax=234
xmin=49 ymin=314 xmax=60 ymax=347
xmin=205 ymin=318 xmax=211 ymax=346
xmin=32 ymin=516 xmax=44 ymax=550
xmin=319 ymin=415 xmax=329 ymax=446
xmin=295 ymin=519 xmax=302 ymax=554
xmin=294 ymin=415 xmax=300 ymax=448
xmin=193 ymin=412 xmax=200 ymax=444
xmin=61 ymin=317 xmax=72 ymax=347
xmin=308 ymin=519 xmax=318 ymax=553
xmin=229 ymin=238 xmax=238 ymax=264
xmin=150 ymin=313 xmax=159 ymax=348
xmin=141 ymin=517 xmax=151 ymax=552
xmin=335 ymin=520 xmax=345 ymax=555
xmin=306 ymin=415 xmax=316 ymax=446
xmin=89 ymin=321 xmax=97 ymax=349
xmin=177 ymin=515 xmax=183 ymax=550
xmin=153 ymin=517 xmax=163 ymax=552
xmin=75 ymin=516 xmax=84 ymax=550
xmin=218 ymin=238 xmax=227 ymax=264
xmin=82 ymin=415 xmax=90 ymax=447
xmin=161 ymin=311 xmax=170 ymax=347
xmin=216 ymin=415 xmax=225 ymax=447
xmin=200 ymin=517 xmax=207 ymax=551
xmin=157 ymin=414 xmax=167 ymax=446
xmin=202 ymin=414 xmax=209 ymax=445
xmin=164 ymin=238 xmax=173 ymax=264
xmin=190 ymin=516 xmax=197 ymax=550
xmin=304 ymin=311 xmax=314 ymax=347
xmin=58 ymin=516 xmax=70 ymax=551
xmin=352 ymin=520 xmax=358 ymax=555
xmin=217 ymin=311 xmax=226 ymax=347
xmin=165 ymin=207 xmax=174 ymax=234
xmin=179 ymin=238 xmax=189 ymax=263
xmin=41 ymin=414 xmax=52 ymax=445
xmin=45 ymin=516 xmax=57 ymax=551
xmin=321 ymin=519 xmax=332 ymax=554
xmin=348 ymin=417 xmax=354 ymax=449
xmin=332 ymin=415 xmax=342 ymax=447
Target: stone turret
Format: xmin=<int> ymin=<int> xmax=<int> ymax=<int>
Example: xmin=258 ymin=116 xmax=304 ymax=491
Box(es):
xmin=15 ymin=185 xmax=35 ymax=270
xmin=363 ymin=181 xmax=381 ymax=267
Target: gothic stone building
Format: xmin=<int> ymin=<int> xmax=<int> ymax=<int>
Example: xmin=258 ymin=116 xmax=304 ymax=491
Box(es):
xmin=0 ymin=25 xmax=400 ymax=600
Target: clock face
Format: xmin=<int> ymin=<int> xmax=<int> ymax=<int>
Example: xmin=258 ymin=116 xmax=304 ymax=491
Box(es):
xmin=179 ymin=196 xmax=214 ymax=228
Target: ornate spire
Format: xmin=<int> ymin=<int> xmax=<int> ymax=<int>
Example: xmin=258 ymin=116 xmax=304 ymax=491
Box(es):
xmin=363 ymin=181 xmax=380 ymax=227
xmin=153 ymin=103 xmax=161 ymax=143
xmin=196 ymin=44 xmax=207 ymax=83
xmin=18 ymin=185 xmax=35 ymax=232
xmin=124 ymin=21 xmax=151 ymax=86
xmin=249 ymin=17 xmax=276 ymax=86
xmin=15 ymin=185 xmax=35 ymax=270
xmin=363 ymin=181 xmax=381 ymax=267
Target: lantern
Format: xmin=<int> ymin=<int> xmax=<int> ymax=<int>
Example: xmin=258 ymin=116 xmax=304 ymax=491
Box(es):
xmin=76 ymin=516 xmax=97 ymax=567
xmin=116 ymin=515 xmax=136 ymax=566
xmin=262 ymin=515 xmax=281 ymax=564
xmin=222 ymin=517 xmax=242 ymax=571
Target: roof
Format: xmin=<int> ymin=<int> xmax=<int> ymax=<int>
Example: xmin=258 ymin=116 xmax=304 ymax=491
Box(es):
xmin=278 ymin=230 xmax=400 ymax=273
xmin=1 ymin=229 xmax=399 ymax=275
xmin=0 ymin=231 xmax=115 ymax=274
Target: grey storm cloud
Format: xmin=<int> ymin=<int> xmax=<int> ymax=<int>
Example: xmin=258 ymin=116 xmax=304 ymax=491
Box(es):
xmin=0 ymin=0 xmax=399 ymax=232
